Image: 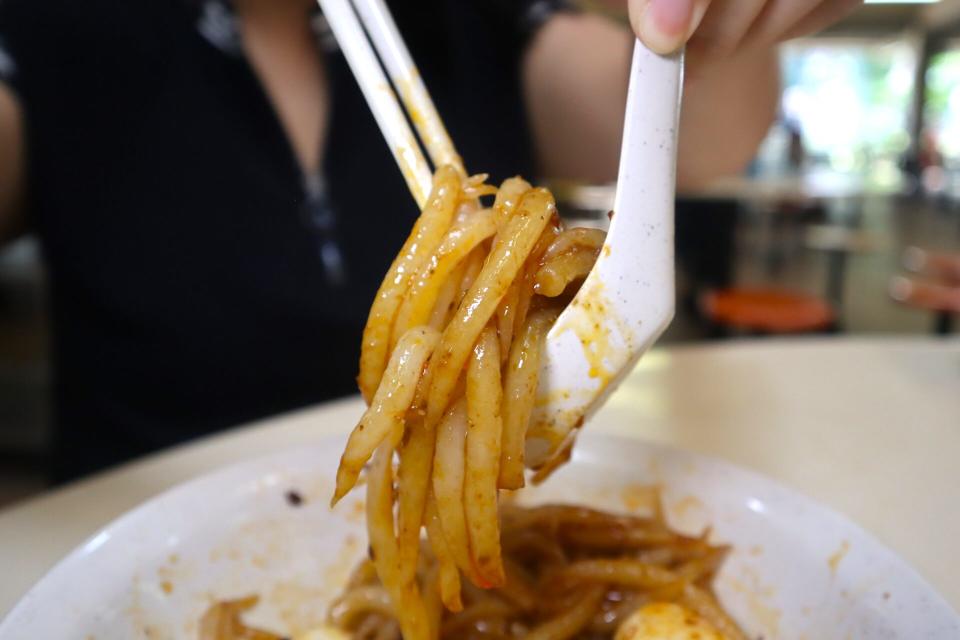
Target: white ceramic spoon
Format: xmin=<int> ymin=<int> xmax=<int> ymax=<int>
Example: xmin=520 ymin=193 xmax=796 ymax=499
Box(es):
xmin=527 ymin=45 xmax=683 ymax=471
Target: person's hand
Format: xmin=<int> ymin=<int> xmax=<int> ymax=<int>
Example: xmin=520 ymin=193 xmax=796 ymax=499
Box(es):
xmin=628 ymin=0 xmax=861 ymax=71
xmin=890 ymin=248 xmax=960 ymax=314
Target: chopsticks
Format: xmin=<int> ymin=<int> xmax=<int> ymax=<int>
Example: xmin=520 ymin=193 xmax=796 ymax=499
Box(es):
xmin=317 ymin=0 xmax=463 ymax=209
xmin=350 ymin=0 xmax=464 ymax=174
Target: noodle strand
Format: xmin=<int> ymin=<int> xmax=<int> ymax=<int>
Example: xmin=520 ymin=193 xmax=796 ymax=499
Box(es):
xmin=358 ymin=166 xmax=460 ymax=402
xmin=425 ymin=188 xmax=556 ymax=428
xmin=499 ymin=309 xmax=557 ymax=489
xmin=464 ymin=325 xmax=505 ymax=587
xmin=334 ymin=327 xmax=439 ymax=505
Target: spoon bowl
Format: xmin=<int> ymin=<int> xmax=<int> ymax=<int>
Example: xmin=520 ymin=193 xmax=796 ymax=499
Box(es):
xmin=528 ymin=44 xmax=683 ymax=472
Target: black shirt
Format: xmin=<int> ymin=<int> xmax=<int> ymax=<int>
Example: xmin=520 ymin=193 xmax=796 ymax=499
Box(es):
xmin=0 ymin=0 xmax=555 ymax=479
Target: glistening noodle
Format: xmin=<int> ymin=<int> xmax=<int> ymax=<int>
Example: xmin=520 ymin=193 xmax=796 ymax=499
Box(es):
xmin=199 ymin=168 xmax=746 ymax=640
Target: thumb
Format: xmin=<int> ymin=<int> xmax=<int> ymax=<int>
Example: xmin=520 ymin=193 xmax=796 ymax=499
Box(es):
xmin=629 ymin=0 xmax=712 ymax=55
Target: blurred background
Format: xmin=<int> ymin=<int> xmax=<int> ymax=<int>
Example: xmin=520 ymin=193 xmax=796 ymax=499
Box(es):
xmin=0 ymin=0 xmax=958 ymax=505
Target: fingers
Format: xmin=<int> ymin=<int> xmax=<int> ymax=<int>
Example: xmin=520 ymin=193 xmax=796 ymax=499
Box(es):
xmin=631 ymin=1 xmax=862 ymax=58
xmin=904 ymin=247 xmax=960 ymax=286
xmin=631 ymin=0 xmax=859 ymax=63
xmin=779 ymin=0 xmax=863 ymax=42
xmin=689 ymin=0 xmax=767 ymax=58
xmin=743 ymin=0 xmax=860 ymax=49
xmin=889 ymin=277 xmax=960 ymax=314
xmin=630 ymin=0 xmax=712 ymax=55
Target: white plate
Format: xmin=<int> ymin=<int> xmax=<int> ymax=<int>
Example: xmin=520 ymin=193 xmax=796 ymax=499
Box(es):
xmin=1 ymin=434 xmax=957 ymax=639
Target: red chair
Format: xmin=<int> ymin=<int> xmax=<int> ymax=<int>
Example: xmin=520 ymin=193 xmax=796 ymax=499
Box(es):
xmin=701 ymin=287 xmax=836 ymax=334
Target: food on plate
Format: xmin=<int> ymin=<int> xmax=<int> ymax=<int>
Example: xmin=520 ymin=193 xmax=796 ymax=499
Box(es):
xmin=614 ymin=603 xmax=728 ymax=640
xmin=329 ymin=499 xmax=744 ymax=640
xmin=200 ymin=497 xmax=745 ymax=640
xmin=201 ymin=169 xmax=744 ymax=639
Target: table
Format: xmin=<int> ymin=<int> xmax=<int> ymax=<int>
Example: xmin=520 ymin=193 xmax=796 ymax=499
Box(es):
xmin=1 ymin=337 xmax=958 ymax=617
xmin=683 ymin=171 xmax=905 ymax=205
xmin=553 ymin=170 xmax=906 ymax=211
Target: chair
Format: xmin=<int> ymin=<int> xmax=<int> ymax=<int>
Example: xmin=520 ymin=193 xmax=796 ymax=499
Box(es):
xmin=701 ymin=287 xmax=836 ymax=335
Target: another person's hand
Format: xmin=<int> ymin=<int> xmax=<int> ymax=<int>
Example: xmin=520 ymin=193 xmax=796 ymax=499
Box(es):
xmin=890 ymin=248 xmax=960 ymax=314
xmin=629 ymin=0 xmax=861 ymax=73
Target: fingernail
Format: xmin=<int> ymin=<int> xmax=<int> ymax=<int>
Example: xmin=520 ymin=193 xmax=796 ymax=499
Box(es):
xmin=636 ymin=0 xmax=694 ymax=54
xmin=902 ymin=246 xmax=927 ymax=272
xmin=889 ymin=276 xmax=913 ymax=302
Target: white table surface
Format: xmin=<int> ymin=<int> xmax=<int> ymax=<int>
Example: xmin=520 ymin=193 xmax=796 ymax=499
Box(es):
xmin=1 ymin=337 xmax=958 ymax=619
xmin=682 ymin=171 xmax=905 ymax=204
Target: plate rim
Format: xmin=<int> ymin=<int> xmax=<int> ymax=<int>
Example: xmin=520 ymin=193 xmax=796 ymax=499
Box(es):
xmin=2 ymin=432 xmax=957 ymax=632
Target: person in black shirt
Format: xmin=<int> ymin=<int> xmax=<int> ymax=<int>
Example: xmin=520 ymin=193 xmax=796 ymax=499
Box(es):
xmin=0 ymin=0 xmax=856 ymax=480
